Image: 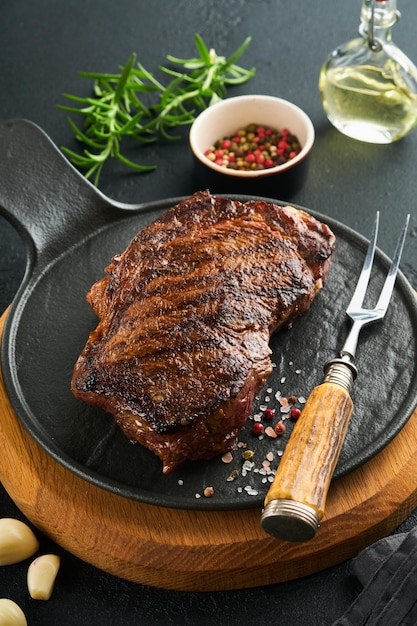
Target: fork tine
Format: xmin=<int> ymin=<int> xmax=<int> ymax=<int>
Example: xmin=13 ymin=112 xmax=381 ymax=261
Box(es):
xmin=346 ymin=212 xmax=379 ymax=313
xmin=374 ymin=213 xmax=410 ymax=315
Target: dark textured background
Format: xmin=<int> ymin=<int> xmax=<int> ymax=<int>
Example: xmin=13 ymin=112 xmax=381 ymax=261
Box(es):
xmin=0 ymin=1 xmax=417 ymax=623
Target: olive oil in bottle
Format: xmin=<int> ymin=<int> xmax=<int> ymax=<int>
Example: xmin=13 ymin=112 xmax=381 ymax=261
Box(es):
xmin=319 ymin=0 xmax=417 ymax=143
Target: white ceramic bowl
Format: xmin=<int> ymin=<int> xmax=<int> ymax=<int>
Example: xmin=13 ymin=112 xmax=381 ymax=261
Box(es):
xmin=189 ymin=94 xmax=315 ymax=198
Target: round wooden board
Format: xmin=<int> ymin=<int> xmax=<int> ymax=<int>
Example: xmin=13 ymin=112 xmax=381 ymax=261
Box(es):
xmin=1 ymin=309 xmax=417 ymax=592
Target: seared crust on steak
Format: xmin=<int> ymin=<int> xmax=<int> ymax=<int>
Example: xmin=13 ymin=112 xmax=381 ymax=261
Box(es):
xmin=71 ymin=191 xmax=335 ymax=473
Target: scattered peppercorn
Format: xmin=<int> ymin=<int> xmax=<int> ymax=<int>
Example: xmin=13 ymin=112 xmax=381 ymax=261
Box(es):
xmin=275 ymin=421 xmax=286 ymax=436
xmin=204 ymin=123 xmax=302 ymax=171
xmin=242 ymin=449 xmax=255 ymax=460
xmin=290 ymin=407 xmax=301 ymax=420
xmin=263 ymin=408 xmax=275 ymax=420
xmin=252 ymin=422 xmax=264 ymax=436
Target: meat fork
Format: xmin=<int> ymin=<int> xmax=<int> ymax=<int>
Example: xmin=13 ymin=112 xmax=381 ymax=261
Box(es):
xmin=261 ymin=212 xmax=410 ymax=542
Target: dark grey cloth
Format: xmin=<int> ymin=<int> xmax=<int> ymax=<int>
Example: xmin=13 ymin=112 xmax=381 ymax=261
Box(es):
xmin=333 ymin=528 xmax=417 ymax=625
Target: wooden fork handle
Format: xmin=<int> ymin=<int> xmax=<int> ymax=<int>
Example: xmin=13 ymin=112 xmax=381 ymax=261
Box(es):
xmin=261 ymin=381 xmax=354 ymax=542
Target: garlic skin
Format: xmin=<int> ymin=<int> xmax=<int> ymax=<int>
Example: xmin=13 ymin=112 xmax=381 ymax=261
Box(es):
xmin=0 ymin=598 xmax=27 ymax=626
xmin=0 ymin=518 xmax=39 ymax=566
xmin=27 ymin=554 xmax=61 ymax=600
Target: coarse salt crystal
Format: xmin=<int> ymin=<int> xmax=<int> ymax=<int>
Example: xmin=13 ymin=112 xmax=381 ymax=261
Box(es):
xmin=280 ymin=405 xmax=291 ymax=413
xmin=280 ymin=376 xmax=286 ymax=383
xmin=204 ymin=486 xmax=215 ymax=498
xmin=266 ymin=451 xmax=274 ymax=462
xmin=275 ymin=390 xmax=282 ymax=400
xmin=265 ymin=426 xmax=277 ymax=438
xmin=178 ymin=479 xmax=184 ymax=486
xmin=298 ymin=396 xmax=307 ymax=404
xmin=295 ymin=369 xmax=301 ymax=374
xmin=242 ymin=460 xmax=254 ymax=472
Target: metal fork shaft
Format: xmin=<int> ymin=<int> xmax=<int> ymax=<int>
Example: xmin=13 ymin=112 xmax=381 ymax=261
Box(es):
xmin=340 ymin=319 xmax=366 ymax=360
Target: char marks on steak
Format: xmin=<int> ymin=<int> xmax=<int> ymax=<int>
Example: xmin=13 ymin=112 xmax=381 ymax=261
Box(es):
xmin=71 ymin=191 xmax=335 ymax=473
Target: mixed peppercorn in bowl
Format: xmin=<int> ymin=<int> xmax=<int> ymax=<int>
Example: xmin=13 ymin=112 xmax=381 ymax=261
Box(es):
xmin=189 ymin=94 xmax=315 ymax=198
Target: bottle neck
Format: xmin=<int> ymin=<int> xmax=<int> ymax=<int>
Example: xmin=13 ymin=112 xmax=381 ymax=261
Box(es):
xmin=359 ymin=0 xmax=399 ymax=44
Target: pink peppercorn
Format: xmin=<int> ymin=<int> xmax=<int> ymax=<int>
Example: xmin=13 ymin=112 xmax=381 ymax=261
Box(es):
xmin=263 ymin=408 xmax=275 ymax=420
xmin=252 ymin=422 xmax=264 ymax=436
xmin=275 ymin=421 xmax=286 ymax=436
xmin=290 ymin=407 xmax=301 ymax=420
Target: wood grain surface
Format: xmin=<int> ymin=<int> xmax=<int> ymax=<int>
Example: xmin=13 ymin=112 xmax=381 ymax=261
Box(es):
xmin=1 ymin=309 xmax=417 ymax=591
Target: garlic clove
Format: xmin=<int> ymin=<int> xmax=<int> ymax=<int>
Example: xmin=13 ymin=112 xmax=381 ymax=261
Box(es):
xmin=0 ymin=518 xmax=39 ymax=566
xmin=27 ymin=554 xmax=60 ymax=600
xmin=0 ymin=598 xmax=27 ymax=626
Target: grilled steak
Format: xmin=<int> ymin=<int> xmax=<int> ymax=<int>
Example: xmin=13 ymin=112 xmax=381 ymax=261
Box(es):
xmin=71 ymin=191 xmax=335 ymax=473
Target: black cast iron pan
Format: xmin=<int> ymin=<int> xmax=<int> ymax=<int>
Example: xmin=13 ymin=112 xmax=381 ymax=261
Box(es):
xmin=0 ymin=119 xmax=416 ymax=511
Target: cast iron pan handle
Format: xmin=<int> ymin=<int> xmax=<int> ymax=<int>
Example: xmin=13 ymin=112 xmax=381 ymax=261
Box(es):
xmin=0 ymin=119 xmax=134 ymax=276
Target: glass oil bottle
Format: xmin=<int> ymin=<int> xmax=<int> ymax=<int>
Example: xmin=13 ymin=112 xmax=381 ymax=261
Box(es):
xmin=319 ymin=0 xmax=417 ymax=143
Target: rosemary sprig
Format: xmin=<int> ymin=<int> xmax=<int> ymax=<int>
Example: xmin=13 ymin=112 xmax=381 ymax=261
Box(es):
xmin=152 ymin=34 xmax=255 ymax=139
xmin=57 ymin=35 xmax=255 ymax=185
xmin=57 ymin=53 xmax=158 ymax=186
